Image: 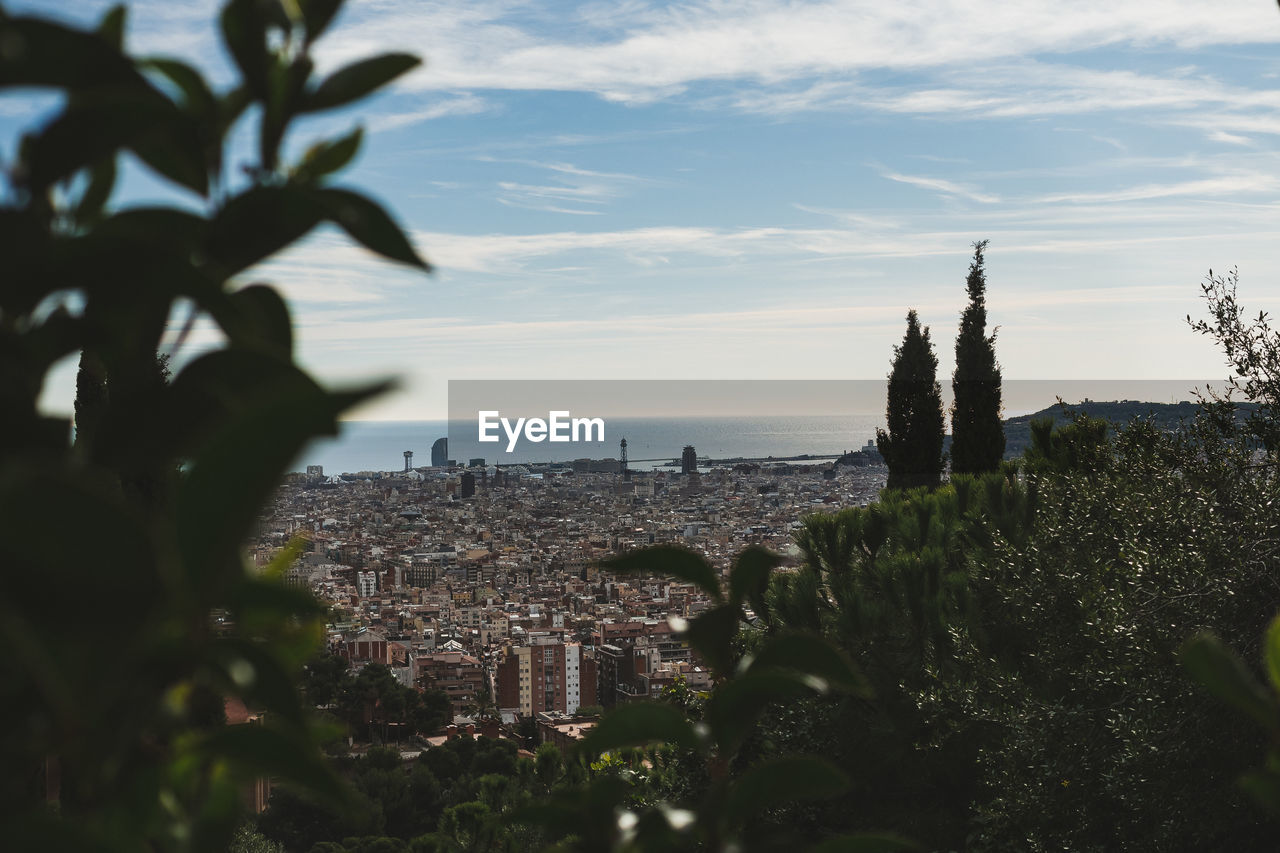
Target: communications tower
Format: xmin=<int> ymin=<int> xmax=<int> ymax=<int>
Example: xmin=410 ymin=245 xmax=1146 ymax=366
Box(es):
xmin=619 ymin=438 xmax=630 ymax=481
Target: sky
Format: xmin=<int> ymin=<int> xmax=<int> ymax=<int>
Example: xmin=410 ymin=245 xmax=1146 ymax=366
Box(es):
xmin=9 ymin=0 xmax=1280 ymax=420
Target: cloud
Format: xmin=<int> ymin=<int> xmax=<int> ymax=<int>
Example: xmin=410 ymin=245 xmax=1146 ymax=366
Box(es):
xmin=1036 ymin=173 xmax=1279 ymax=204
xmin=314 ymin=1 xmax=1279 ymax=105
xmin=881 ymin=171 xmax=1001 ymax=204
xmin=496 ymin=198 xmax=604 ymax=215
xmin=65 ymin=1 xmax=1280 ymax=133
xmin=1207 ymin=130 xmax=1253 ymax=145
xmin=368 ymin=93 xmax=491 ymax=131
xmin=487 ymin=158 xmax=649 ymax=215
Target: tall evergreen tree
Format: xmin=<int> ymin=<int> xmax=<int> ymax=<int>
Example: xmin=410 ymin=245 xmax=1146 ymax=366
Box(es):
xmin=877 ymin=310 xmax=945 ymax=490
xmin=950 ymin=240 xmax=1005 ymax=473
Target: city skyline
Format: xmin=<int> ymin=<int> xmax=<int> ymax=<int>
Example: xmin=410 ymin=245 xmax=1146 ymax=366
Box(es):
xmin=9 ymin=1 xmax=1280 ymax=420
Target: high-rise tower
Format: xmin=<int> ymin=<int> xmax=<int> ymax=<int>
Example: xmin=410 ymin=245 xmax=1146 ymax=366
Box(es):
xmin=681 ymin=445 xmax=697 ymax=475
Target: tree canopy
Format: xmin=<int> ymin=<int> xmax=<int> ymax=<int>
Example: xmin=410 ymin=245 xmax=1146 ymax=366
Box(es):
xmin=951 ymin=239 xmax=1004 ymax=474
xmin=877 ymin=310 xmax=945 ymax=490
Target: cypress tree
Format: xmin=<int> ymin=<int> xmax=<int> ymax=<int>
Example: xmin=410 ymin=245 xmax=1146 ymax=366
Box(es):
xmin=73 ymin=350 xmax=108 ymax=454
xmin=950 ymin=240 xmax=1005 ymax=473
xmin=876 ymin=310 xmax=945 ymax=490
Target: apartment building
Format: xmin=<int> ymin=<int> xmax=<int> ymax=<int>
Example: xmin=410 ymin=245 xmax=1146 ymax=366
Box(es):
xmin=496 ymin=642 xmax=597 ymax=716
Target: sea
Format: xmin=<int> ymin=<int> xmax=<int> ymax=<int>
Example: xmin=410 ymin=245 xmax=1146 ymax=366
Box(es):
xmin=294 ymin=379 xmax=1215 ymax=476
xmin=295 ymin=415 xmax=886 ymax=475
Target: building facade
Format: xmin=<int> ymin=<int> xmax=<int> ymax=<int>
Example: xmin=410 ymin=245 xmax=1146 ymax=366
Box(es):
xmin=496 ymin=642 xmax=596 ymax=716
xmin=416 ymin=650 xmax=485 ymax=716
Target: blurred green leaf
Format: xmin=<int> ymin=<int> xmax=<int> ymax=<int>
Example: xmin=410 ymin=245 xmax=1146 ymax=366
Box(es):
xmin=729 ymin=544 xmax=779 ymax=614
xmin=217 ymin=85 xmax=252 ymax=136
xmin=202 ymin=724 xmax=345 ymax=803
xmin=1264 ymin=615 xmax=1280 ymax=694
xmin=705 ymin=670 xmax=824 ymax=753
xmin=94 ymin=206 xmax=206 ymax=249
xmin=6 ymin=815 xmax=118 ymax=853
xmin=176 ymin=356 xmax=386 ymax=589
xmin=295 ymin=126 xmax=362 ymax=182
xmin=601 ymin=545 xmax=723 ymax=602
xmin=0 ymin=15 xmax=141 ymax=90
xmin=724 ymin=756 xmax=849 ymax=825
xmin=0 ymin=469 xmax=158 ymax=626
xmin=96 ymin=5 xmax=126 ymax=50
xmin=144 ymin=58 xmax=217 ymax=117
xmin=684 ymin=604 xmax=741 ymax=676
xmin=220 ymin=0 xmax=270 ymax=99
xmin=509 ymin=776 xmax=629 ymax=847
xmin=303 ymin=52 xmax=420 ymax=112
xmin=578 ymin=702 xmax=702 ymax=756
xmin=1181 ymin=632 xmax=1276 ymax=731
xmin=0 ymin=2 xmax=430 ymax=847
xmin=229 ymin=576 xmax=327 ymax=625
xmin=132 ymin=131 xmax=209 ymax=194
xmin=313 ymin=187 xmax=430 ymax=269
xmin=75 ymin=155 xmax=117 ymax=222
xmin=204 ymin=185 xmax=324 ymax=276
xmin=1240 ymin=767 xmax=1280 ymax=816
xmin=213 ymin=638 xmax=309 ymax=724
xmin=809 ymin=833 xmax=923 ymax=852
xmin=745 ymin=632 xmax=872 ymax=697
xmin=298 ymin=0 xmax=344 ymax=43
xmin=224 ymin=284 xmax=294 ymax=357
xmin=26 ymin=88 xmax=206 ymax=193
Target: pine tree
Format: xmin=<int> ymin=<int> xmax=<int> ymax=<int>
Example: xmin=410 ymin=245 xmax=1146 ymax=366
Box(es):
xmin=950 ymin=240 xmax=1005 ymax=473
xmin=876 ymin=310 xmax=945 ymax=490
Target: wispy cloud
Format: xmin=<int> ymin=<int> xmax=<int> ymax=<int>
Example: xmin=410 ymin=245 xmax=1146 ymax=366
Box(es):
xmin=1207 ymin=129 xmax=1254 ymax=145
xmin=1037 ymin=173 xmax=1279 ymax=204
xmin=317 ymin=1 xmax=1277 ymax=97
xmin=61 ymin=1 xmax=1280 ymax=130
xmin=368 ymin=93 xmax=491 ymax=131
xmin=881 ymin=171 xmax=1001 ymax=204
xmin=487 ymin=158 xmax=648 ymax=215
xmin=496 ymin=197 xmax=604 ymax=215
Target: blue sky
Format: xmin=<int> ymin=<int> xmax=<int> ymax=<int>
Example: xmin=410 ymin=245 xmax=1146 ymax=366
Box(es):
xmin=10 ymin=0 xmax=1280 ymax=419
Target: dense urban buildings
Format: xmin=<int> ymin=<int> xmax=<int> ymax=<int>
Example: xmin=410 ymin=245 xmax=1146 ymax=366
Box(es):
xmin=259 ymin=454 xmax=886 ymax=737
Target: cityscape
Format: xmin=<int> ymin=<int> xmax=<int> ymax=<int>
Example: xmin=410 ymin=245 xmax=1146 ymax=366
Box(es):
xmin=261 ymin=437 xmax=887 ymax=726
xmin=7 ymin=1 xmax=1280 ymax=851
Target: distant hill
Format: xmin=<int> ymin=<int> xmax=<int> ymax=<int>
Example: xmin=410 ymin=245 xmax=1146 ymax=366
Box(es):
xmin=997 ymin=399 xmax=1256 ymax=459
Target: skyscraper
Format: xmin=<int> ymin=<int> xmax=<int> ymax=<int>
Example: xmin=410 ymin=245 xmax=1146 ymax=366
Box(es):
xmin=681 ymin=445 xmax=697 ymax=475
xmin=431 ymin=437 xmax=448 ymax=467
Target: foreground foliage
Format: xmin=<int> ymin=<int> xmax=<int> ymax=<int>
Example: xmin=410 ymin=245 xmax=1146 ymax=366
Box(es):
xmin=766 ymin=410 xmax=1279 ymax=850
xmin=0 ymin=1 xmax=428 ymax=849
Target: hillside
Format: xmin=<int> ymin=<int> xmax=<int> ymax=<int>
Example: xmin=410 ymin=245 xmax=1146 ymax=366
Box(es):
xmin=999 ymin=399 xmax=1255 ymax=458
